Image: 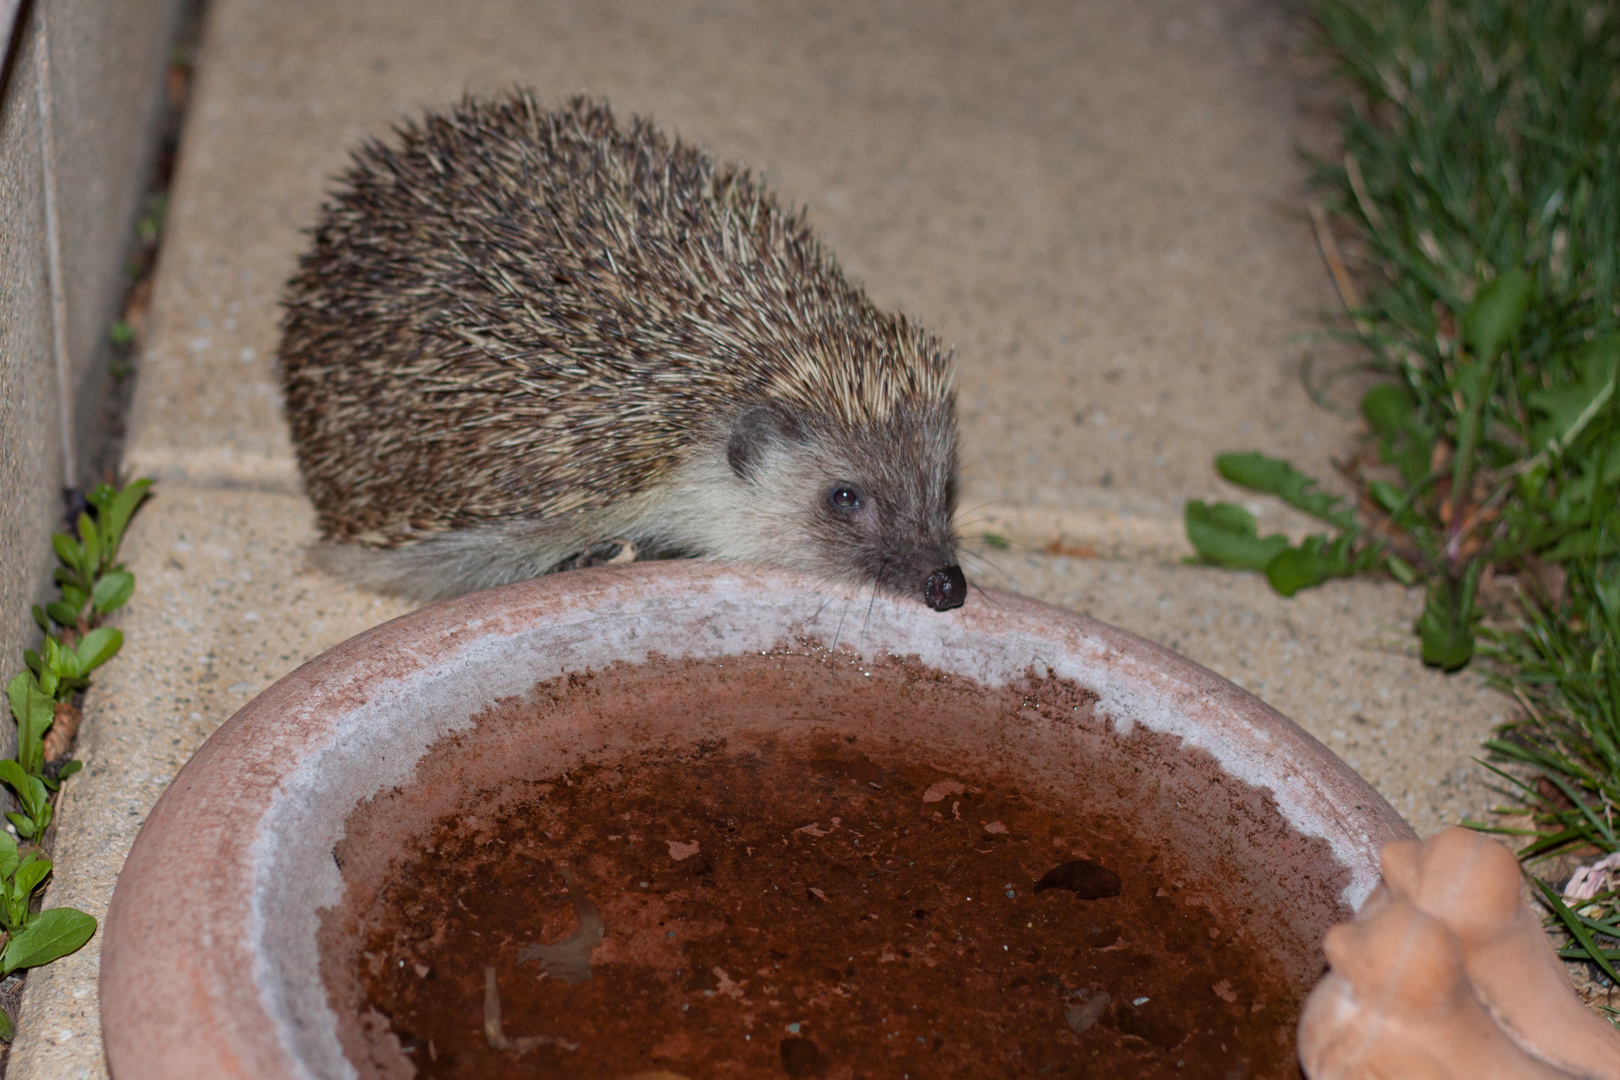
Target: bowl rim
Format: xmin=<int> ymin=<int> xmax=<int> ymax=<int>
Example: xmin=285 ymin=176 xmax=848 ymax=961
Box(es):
xmin=100 ymin=560 xmax=1414 ymax=1080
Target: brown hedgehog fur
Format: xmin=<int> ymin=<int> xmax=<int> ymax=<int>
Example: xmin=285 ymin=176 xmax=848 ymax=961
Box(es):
xmin=279 ymin=92 xmax=965 ymax=608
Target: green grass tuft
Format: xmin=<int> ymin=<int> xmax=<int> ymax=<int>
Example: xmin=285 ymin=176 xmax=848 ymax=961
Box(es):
xmin=1319 ymin=0 xmax=1620 ymax=980
xmin=1182 ymin=0 xmax=1620 ymax=981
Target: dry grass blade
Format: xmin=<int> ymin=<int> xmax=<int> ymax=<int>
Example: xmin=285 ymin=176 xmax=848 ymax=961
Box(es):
xmin=1308 ymin=200 xmax=1370 ymax=337
xmin=1343 ymin=152 xmax=1384 ymax=233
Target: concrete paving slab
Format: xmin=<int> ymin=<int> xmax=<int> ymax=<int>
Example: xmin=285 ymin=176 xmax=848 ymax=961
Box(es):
xmin=984 ymin=551 xmax=1503 ymax=837
xmin=126 ymin=0 xmax=1359 ymax=541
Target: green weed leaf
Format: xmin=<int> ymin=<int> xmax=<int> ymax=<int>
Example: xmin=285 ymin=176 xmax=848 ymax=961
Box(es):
xmin=1416 ymin=571 xmax=1480 ymax=671
xmin=91 ymin=571 xmax=135 ymax=614
xmin=13 ymin=855 xmax=51 ymax=904
xmin=6 ymin=675 xmax=52 ymax=776
xmin=44 ymin=601 xmax=80 ymax=628
xmin=1369 ymin=480 xmax=1404 ymax=513
xmin=0 ymin=769 xmax=47 ymax=824
xmin=1184 ymin=501 xmax=1290 ymax=570
xmin=98 ymin=479 xmax=152 ymax=557
xmin=1453 ymin=359 xmax=1493 ymax=411
xmin=75 ymin=627 xmax=123 ymax=673
xmin=1461 ymin=270 xmax=1533 ymax=361
xmin=0 ymin=908 xmax=96 ymax=975
xmin=1530 ymin=385 xmax=1599 ymax=450
xmin=7 ymin=673 xmax=31 ymax=728
xmin=45 ymin=636 xmax=79 ymax=682
xmin=2 ymin=879 xmax=24 ymax=934
xmin=1264 ymin=535 xmax=1359 ymax=597
xmin=77 ymin=513 xmax=101 ymax=575
xmin=56 ymin=761 xmax=82 ymax=781
xmin=1386 ymin=554 xmax=1418 ymax=585
xmin=0 ymin=761 xmax=23 ymax=803
xmin=1264 ymin=548 xmax=1333 ymax=597
xmin=1528 ymin=336 xmax=1620 ymax=453
xmin=1361 ymin=384 xmax=1416 ymax=438
xmin=86 ymin=482 xmax=115 ymax=511
xmin=49 ymin=534 xmax=81 ymax=577
xmin=31 ymin=606 xmax=48 ymax=633
xmin=5 ymin=815 xmax=35 ymax=841
xmin=1214 ymin=453 xmax=1358 ymax=530
xmin=36 ymin=642 xmax=60 ymax=698
xmin=1545 ymin=529 xmax=1620 ymax=563
xmin=28 ymin=797 xmax=49 ymax=836
xmin=0 ymin=831 xmax=17 ymax=883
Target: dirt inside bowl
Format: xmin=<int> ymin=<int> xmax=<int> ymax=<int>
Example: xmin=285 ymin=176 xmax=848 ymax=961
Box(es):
xmin=320 ymin=646 xmax=1348 ymax=1079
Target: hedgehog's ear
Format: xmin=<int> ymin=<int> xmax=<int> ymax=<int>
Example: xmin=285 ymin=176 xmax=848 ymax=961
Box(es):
xmin=727 ymin=403 xmax=803 ymax=480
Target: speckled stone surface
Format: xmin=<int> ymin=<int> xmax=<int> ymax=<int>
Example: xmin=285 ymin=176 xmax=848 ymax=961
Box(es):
xmin=10 ymin=0 xmax=1515 ymax=1074
xmin=984 ymin=551 xmax=1503 ymax=835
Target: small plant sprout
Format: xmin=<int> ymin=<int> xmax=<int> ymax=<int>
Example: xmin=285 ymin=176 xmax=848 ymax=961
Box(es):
xmin=35 ymin=479 xmax=149 ymax=637
xmin=0 ymin=477 xmax=148 ymax=1038
xmin=0 ymin=830 xmax=98 ymax=1039
xmin=3 ymin=479 xmax=149 ymax=839
xmin=1185 ymin=452 xmax=1384 ymax=599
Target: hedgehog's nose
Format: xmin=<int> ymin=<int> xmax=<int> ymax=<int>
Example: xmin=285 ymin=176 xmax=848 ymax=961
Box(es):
xmin=924 ymin=565 xmax=967 ymax=611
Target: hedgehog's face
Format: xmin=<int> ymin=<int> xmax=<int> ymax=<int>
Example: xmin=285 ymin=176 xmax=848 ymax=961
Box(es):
xmin=724 ymin=401 xmax=965 ymax=610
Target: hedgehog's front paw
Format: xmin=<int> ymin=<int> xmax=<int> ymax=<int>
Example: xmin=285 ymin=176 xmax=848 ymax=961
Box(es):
xmin=1298 ymin=894 xmax=1578 ymax=1080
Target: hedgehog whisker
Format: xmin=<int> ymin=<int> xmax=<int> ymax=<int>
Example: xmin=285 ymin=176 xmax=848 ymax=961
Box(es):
xmin=797 ymin=574 xmax=853 ymax=633
xmin=951 ymin=500 xmax=1001 ymax=532
xmin=957 ymin=548 xmax=1015 ymax=592
xmin=861 ymin=578 xmax=880 ymax=635
xmin=802 ymin=580 xmax=838 ymax=625
xmin=830 ymin=594 xmax=855 ymax=653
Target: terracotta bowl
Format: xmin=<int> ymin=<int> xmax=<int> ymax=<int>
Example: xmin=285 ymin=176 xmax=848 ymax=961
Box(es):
xmin=100 ymin=562 xmax=1412 ymax=1078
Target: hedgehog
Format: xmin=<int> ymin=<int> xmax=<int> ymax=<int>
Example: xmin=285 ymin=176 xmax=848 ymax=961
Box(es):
xmin=278 ymin=92 xmax=966 ymax=611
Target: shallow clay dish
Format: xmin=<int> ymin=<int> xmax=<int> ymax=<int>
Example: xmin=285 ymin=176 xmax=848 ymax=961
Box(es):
xmin=101 ymin=562 xmax=1413 ymax=1079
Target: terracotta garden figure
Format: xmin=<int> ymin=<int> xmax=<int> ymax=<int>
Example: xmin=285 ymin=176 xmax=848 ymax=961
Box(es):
xmin=1299 ymin=827 xmax=1620 ymax=1080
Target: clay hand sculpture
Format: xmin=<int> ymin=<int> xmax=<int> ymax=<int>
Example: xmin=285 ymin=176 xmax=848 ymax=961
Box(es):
xmin=1298 ymin=826 xmax=1620 ymax=1080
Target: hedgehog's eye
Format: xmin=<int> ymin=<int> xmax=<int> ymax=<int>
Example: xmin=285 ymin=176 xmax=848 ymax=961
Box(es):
xmin=829 ymin=485 xmax=862 ymax=510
